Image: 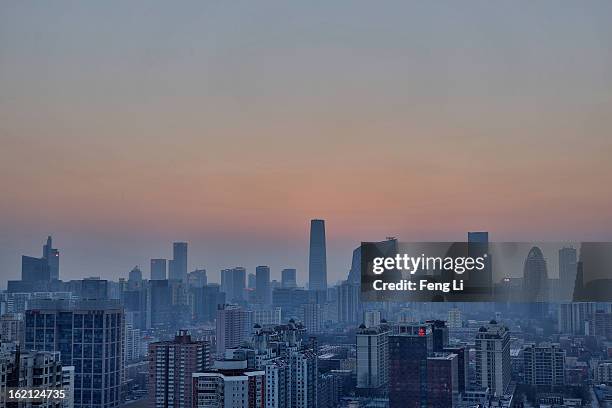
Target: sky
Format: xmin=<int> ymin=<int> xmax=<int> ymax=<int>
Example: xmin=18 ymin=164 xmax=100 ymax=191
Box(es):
xmin=1 ymin=1 xmax=612 ymax=285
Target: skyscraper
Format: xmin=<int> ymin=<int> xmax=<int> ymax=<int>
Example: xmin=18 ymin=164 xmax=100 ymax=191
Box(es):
xmin=427 ymin=353 xmax=459 ymax=408
xmin=21 ymin=236 xmax=60 ymax=282
xmin=21 ymin=255 xmax=50 ymax=282
xmin=559 ymin=247 xmax=577 ymax=300
xmin=128 ymin=266 xmax=142 ymax=283
xmin=221 ymin=267 xmax=246 ymax=304
xmin=308 ymin=219 xmax=327 ymax=293
xmin=389 ymin=323 xmax=433 ymax=408
xmin=475 ymin=320 xmax=511 ymax=396
xmin=247 ymin=273 xmax=256 ymax=289
xmin=24 ymin=298 xmax=124 ymax=408
xmin=523 ymin=246 xmax=549 ymax=318
xmin=255 ymin=265 xmax=271 ymax=305
xmin=150 ymin=259 xmax=167 ymax=280
xmin=169 ymin=242 xmax=188 ymax=282
xmin=43 ymin=235 xmax=60 ymax=280
xmin=281 ymin=268 xmax=297 ymax=288
xmin=148 ymin=330 xmax=211 ymax=408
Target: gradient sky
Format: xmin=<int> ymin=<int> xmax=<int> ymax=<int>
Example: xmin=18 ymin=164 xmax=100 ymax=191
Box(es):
xmin=1 ymin=1 xmax=612 ymax=286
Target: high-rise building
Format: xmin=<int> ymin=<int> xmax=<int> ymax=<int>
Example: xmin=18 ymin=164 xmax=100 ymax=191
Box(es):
xmin=0 ymin=313 xmax=23 ymax=344
xmin=221 ymin=268 xmax=246 ymax=304
xmin=21 ymin=236 xmax=60 ymax=282
xmin=21 ymin=255 xmax=50 ymax=282
xmin=523 ymin=246 xmax=549 ymax=303
xmin=170 ymin=242 xmax=188 ymax=282
xmin=150 ymin=259 xmax=167 ymax=280
xmin=281 ymin=269 xmax=297 ymax=288
xmin=427 ymin=353 xmax=459 ymax=408
xmin=216 ymin=304 xmax=249 ymax=355
xmin=193 ymin=359 xmax=265 ymax=408
xmin=43 ymin=236 xmax=60 ymax=281
xmin=389 ymin=323 xmax=433 ymax=407
xmin=191 ymin=284 xmax=226 ymax=324
xmin=475 ymin=320 xmax=511 ymax=396
xmin=148 ymin=330 xmax=211 ymax=408
xmin=447 ymin=308 xmax=462 ymax=329
xmin=443 ymin=346 xmax=468 ymax=394
xmin=256 ymin=266 xmax=271 ymax=306
xmin=308 ymin=219 xmax=327 ymax=294
xmin=426 ymin=320 xmax=449 ymax=352
xmin=559 ymin=247 xmax=577 ymax=300
xmin=188 ymin=269 xmax=207 ymax=288
xmin=248 ymin=273 xmax=256 ymax=289
xmin=301 ymin=303 xmax=323 ymax=334
xmin=356 ymin=322 xmax=390 ymax=393
xmin=24 ymin=299 xmax=124 ymax=408
xmin=338 ymin=281 xmax=360 ymax=324
xmin=523 ymin=343 xmax=565 ymax=386
xmin=558 ymin=302 xmax=596 ymax=334
xmin=363 ymin=310 xmax=382 ymax=328
xmin=467 ymin=231 xmax=491 ymax=296
xmin=128 ymin=266 xmax=143 ymax=283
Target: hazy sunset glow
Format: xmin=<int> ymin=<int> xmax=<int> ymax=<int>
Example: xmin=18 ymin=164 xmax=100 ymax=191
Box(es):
xmin=1 ymin=1 xmax=612 ymax=283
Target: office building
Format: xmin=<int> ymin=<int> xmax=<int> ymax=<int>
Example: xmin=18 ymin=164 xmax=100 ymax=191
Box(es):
xmin=21 ymin=255 xmax=50 ymax=282
xmin=188 ymin=269 xmax=207 ymax=288
xmin=443 ymin=346 xmax=467 ymax=395
xmin=389 ymin=323 xmax=433 ymax=407
xmin=24 ymin=299 xmax=124 ymax=408
xmin=338 ymin=281 xmax=360 ymax=324
xmin=559 ymin=247 xmax=577 ymax=300
xmin=558 ymin=302 xmax=596 ymax=334
xmin=148 ymin=330 xmax=211 ymax=408
xmin=128 ymin=266 xmax=143 ymax=284
xmin=523 ymin=343 xmax=565 ymax=386
xmin=150 ymin=258 xmax=167 ymax=280
xmin=169 ymin=242 xmax=188 ymax=282
xmin=475 ymin=320 xmax=511 ymax=396
xmin=308 ymin=219 xmax=327 ymax=294
xmin=221 ymin=268 xmax=246 ymax=304
xmin=427 ymin=353 xmax=459 ymax=408
xmin=191 ymin=284 xmax=226 ymax=324
xmin=281 ymin=269 xmax=297 ymax=288
xmin=256 ymin=266 xmax=271 ymax=306
xmin=43 ymin=236 xmax=60 ymax=281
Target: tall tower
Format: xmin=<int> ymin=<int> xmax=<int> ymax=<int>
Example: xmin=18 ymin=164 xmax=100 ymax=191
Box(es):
xmin=170 ymin=242 xmax=188 ymax=282
xmin=308 ymin=219 xmax=327 ymax=293
xmin=255 ymin=265 xmax=271 ymax=305
xmin=43 ymin=235 xmax=60 ymax=280
xmin=150 ymin=258 xmax=167 ymax=280
xmin=559 ymin=247 xmax=577 ymax=300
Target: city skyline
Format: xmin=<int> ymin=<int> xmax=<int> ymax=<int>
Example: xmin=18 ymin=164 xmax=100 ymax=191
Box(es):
xmin=2 ymin=1 xmax=612 ymax=284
